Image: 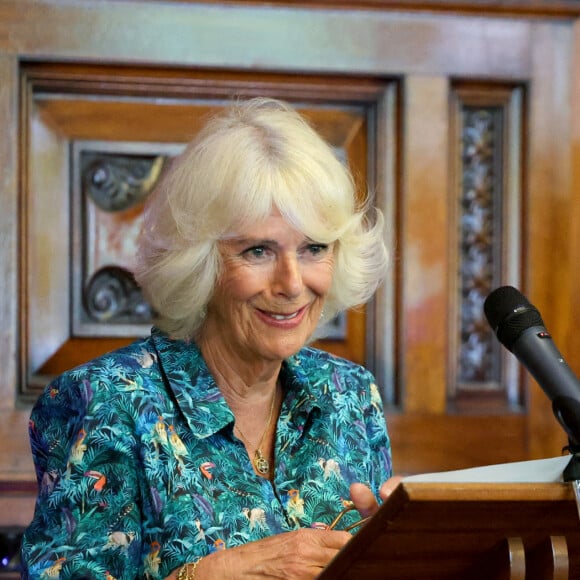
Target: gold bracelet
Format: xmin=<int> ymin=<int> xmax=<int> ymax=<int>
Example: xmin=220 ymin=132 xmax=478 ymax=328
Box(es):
xmin=177 ymin=564 xmax=188 ymax=580
xmin=177 ymin=557 xmax=202 ymax=580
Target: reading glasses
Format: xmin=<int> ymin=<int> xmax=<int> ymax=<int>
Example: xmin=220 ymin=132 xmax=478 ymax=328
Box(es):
xmin=325 ymin=502 xmax=371 ymax=532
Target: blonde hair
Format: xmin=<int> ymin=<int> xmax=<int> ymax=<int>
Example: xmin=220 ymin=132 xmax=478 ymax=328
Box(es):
xmin=134 ymin=98 xmax=388 ymax=339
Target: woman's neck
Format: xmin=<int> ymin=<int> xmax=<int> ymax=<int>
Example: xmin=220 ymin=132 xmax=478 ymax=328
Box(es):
xmin=197 ymin=334 xmax=281 ymax=408
xmin=198 ymin=333 xmax=282 ymax=479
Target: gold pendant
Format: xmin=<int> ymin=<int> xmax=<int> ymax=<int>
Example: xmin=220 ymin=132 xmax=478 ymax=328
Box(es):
xmin=254 ymin=449 xmax=270 ymax=475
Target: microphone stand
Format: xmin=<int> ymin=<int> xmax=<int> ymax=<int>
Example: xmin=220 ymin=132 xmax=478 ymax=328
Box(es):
xmin=562 ymin=449 xmax=580 ymax=520
xmin=553 ymin=396 xmax=580 ymax=519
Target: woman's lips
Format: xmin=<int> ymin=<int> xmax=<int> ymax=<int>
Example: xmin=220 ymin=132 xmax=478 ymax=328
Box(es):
xmin=255 ymin=305 xmax=308 ymax=327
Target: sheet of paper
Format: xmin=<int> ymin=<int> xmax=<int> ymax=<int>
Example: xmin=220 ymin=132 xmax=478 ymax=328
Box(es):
xmin=403 ymin=455 xmax=573 ymax=483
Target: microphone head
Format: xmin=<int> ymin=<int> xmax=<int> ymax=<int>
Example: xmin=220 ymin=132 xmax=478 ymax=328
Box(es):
xmin=483 ymin=285 xmax=545 ymax=351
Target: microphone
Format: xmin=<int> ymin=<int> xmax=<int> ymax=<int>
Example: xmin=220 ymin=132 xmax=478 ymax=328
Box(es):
xmin=484 ymin=285 xmax=580 ymax=450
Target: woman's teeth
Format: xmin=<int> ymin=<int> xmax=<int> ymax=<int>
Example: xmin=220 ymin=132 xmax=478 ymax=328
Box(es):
xmin=270 ymin=311 xmax=299 ymax=320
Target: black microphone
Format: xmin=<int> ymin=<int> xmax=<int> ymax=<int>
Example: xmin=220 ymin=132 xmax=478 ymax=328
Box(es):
xmin=484 ymin=285 xmax=580 ymax=451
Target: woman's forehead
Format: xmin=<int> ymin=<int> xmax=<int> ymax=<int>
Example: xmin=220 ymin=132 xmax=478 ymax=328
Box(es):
xmin=219 ymin=201 xmax=340 ymax=246
xmin=222 ymin=208 xmax=301 ymax=240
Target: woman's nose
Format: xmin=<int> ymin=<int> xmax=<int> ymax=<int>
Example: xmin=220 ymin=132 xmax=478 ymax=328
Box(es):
xmin=272 ymin=254 xmax=303 ymax=298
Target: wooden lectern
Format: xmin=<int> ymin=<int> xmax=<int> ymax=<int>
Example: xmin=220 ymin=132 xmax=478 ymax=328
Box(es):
xmin=319 ymin=482 xmax=580 ymax=579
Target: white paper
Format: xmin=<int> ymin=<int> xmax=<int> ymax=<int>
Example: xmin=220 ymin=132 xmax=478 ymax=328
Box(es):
xmin=403 ymin=455 xmax=573 ymax=483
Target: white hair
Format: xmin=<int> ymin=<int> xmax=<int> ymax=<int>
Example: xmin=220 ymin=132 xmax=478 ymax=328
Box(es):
xmin=134 ymin=97 xmax=389 ymax=340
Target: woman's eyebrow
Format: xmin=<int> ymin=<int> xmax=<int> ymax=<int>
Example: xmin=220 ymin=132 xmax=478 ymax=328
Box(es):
xmin=227 ymin=237 xmax=281 ymax=248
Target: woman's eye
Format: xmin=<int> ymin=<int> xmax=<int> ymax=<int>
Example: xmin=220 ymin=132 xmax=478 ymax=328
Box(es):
xmin=306 ymin=243 xmax=328 ymax=256
xmin=243 ymin=246 xmax=267 ymax=259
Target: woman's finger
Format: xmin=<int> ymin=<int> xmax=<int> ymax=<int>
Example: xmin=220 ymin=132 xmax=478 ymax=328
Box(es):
xmin=379 ymin=475 xmax=403 ymax=501
xmin=349 ymin=482 xmax=380 ymax=519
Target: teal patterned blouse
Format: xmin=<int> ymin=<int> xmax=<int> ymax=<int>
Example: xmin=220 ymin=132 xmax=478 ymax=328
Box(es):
xmin=21 ymin=329 xmax=392 ymax=579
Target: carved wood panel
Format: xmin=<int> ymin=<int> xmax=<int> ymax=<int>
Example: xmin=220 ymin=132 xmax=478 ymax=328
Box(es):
xmin=19 ymin=63 xmax=395 ymax=401
xmin=449 ymin=84 xmax=525 ymax=410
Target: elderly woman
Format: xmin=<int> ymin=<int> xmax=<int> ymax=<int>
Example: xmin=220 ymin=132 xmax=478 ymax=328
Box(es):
xmin=21 ymin=98 xmax=393 ymax=579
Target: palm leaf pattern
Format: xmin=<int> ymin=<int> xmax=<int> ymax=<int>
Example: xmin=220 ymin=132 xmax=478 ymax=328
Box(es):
xmin=21 ymin=328 xmax=392 ymax=579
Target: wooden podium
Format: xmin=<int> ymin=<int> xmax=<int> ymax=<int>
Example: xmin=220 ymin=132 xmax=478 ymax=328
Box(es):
xmin=319 ymin=482 xmax=580 ymax=579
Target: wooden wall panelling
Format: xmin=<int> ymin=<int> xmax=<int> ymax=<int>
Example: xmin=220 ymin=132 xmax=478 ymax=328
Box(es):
xmin=569 ymin=22 xmax=580 ymax=395
xmin=199 ymin=0 xmax=580 ymax=17
xmin=0 ymin=482 xmax=36 ymax=528
xmin=527 ymin=22 xmax=575 ymax=459
xmin=0 ymin=1 xmax=578 ymax=487
xmin=367 ymin=84 xmax=400 ymax=405
xmin=0 ymin=54 xmax=35 ymax=483
xmin=25 ymin=83 xmax=71 ymax=389
xmin=400 ymin=75 xmax=449 ymax=415
xmin=0 ymin=55 xmax=19 ymax=413
xmin=448 ymin=82 xmax=525 ymax=411
xmin=0 ymin=2 xmax=534 ymax=77
xmin=18 ymin=66 xmax=392 ymax=403
xmin=390 ymin=78 xmax=530 ymax=474
xmin=385 ymin=413 xmax=526 ymax=474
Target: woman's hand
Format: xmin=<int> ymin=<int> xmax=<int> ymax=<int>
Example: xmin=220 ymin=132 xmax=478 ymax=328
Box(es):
xmin=165 ymin=528 xmax=351 ymax=579
xmin=164 ymin=478 xmax=403 ymax=579
xmin=349 ymin=475 xmax=403 ymax=520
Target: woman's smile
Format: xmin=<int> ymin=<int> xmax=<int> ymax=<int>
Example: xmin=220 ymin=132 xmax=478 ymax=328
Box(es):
xmin=255 ymin=304 xmax=309 ymax=327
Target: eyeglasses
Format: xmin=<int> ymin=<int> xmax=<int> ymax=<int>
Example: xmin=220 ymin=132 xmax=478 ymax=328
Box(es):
xmin=325 ymin=501 xmax=371 ymax=532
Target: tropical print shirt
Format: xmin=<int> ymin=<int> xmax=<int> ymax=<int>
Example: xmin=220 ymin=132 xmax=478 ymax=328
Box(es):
xmin=21 ymin=328 xmax=392 ymax=579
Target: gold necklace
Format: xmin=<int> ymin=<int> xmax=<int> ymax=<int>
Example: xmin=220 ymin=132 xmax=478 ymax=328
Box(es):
xmin=235 ymin=388 xmax=277 ymax=476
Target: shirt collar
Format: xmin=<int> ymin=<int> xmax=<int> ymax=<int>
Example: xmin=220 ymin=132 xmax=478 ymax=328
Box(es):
xmin=150 ymin=328 xmax=323 ymax=439
xmin=151 ymin=329 xmax=232 ymax=438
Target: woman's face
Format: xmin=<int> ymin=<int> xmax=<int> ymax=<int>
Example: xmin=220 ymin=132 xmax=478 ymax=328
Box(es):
xmin=204 ymin=209 xmax=335 ymax=365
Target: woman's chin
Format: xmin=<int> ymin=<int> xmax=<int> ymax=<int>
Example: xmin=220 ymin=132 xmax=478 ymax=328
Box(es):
xmin=256 ymin=334 xmax=311 ymax=361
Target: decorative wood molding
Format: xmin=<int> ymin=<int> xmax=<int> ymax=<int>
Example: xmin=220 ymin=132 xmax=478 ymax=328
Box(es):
xmin=0 ymin=2 xmax=537 ymax=79
xmin=448 ymin=83 xmax=524 ymax=409
xmin=179 ymin=0 xmax=580 ymax=18
xmin=72 ymin=143 xmax=179 ymax=337
xmin=19 ymin=62 xmax=394 ymax=401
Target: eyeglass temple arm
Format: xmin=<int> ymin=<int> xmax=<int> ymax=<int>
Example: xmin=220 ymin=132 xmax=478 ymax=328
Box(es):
xmin=327 ymin=504 xmax=371 ymax=532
